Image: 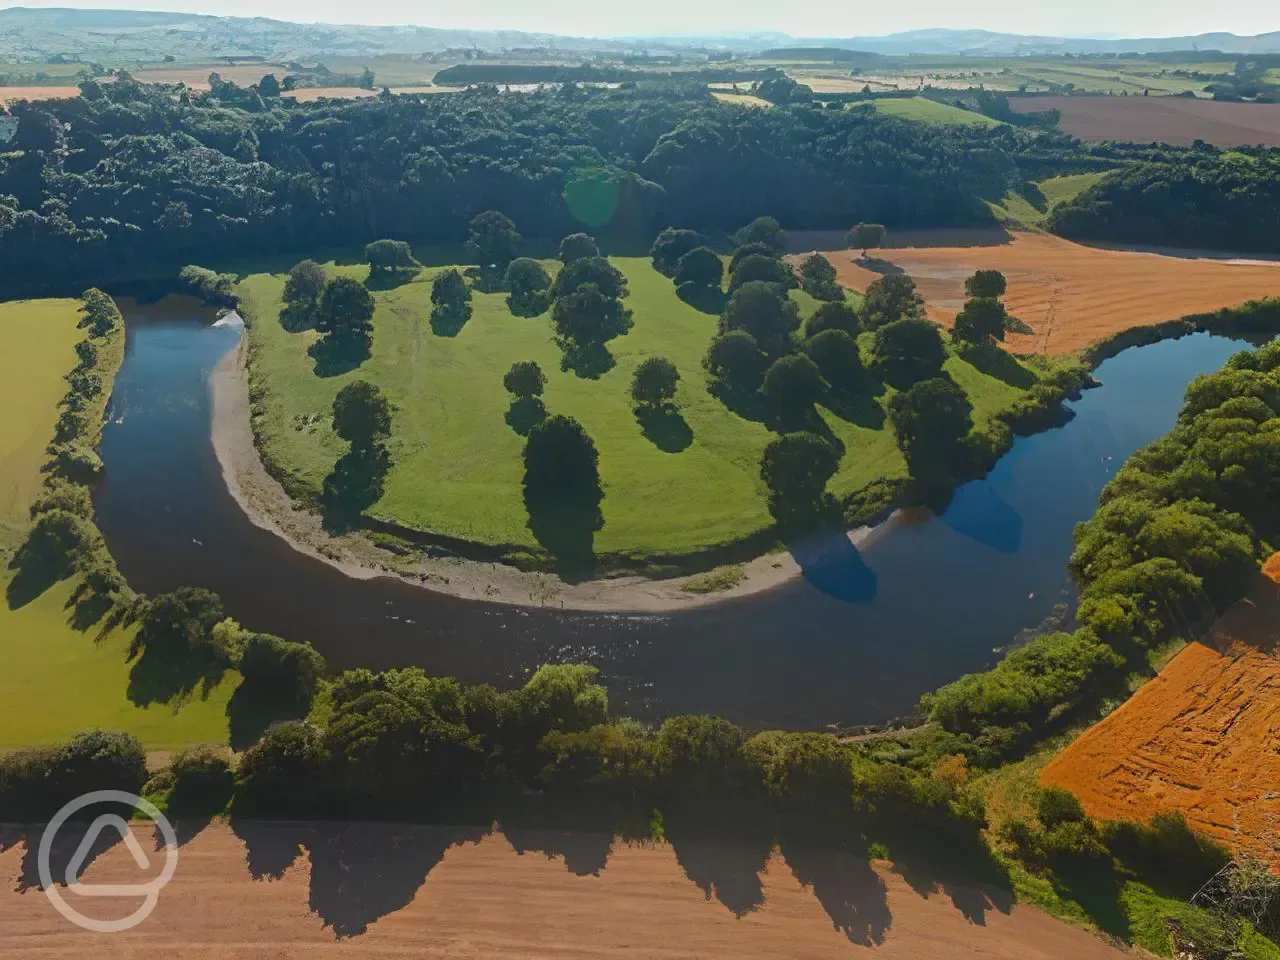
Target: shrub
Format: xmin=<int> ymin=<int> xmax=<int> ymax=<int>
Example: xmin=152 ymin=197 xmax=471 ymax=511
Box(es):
xmin=179 ymin=264 xmax=237 ymax=307
xmin=0 ymin=731 xmax=147 ymax=820
xmin=365 ymin=238 xmax=415 ymax=273
xmin=1037 ymin=785 xmax=1086 ymax=828
xmin=167 ymin=745 xmax=234 ymax=815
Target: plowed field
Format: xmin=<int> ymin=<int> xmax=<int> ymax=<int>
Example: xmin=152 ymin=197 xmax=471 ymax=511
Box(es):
xmin=0 ymin=87 xmax=79 ymax=105
xmin=813 ymin=231 xmax=1280 ymax=355
xmin=1009 ymin=95 xmax=1280 ymax=147
xmin=0 ymin=821 xmax=1126 ymax=959
xmin=1042 ymin=556 xmax=1280 ymax=864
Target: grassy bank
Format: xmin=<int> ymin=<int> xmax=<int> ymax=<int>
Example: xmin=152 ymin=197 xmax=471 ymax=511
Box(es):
xmin=242 ymin=255 xmax=1040 ymax=567
xmin=0 ymin=296 xmax=236 ymax=749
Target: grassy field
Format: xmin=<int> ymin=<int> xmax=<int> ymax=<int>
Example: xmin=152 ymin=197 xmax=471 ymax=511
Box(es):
xmin=987 ymin=172 xmax=1114 ymax=228
xmin=0 ymin=299 xmax=81 ymax=551
xmin=870 ymin=96 xmax=1001 ymax=127
xmin=0 ymin=297 xmax=236 ymax=750
xmin=244 ymin=256 xmax=1035 ymax=564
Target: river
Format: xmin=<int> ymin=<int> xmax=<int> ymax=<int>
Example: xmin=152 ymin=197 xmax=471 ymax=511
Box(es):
xmin=92 ymin=299 xmax=1250 ymax=729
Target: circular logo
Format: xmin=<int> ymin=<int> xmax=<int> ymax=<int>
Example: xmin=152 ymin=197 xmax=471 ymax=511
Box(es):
xmin=37 ymin=790 xmax=179 ymax=933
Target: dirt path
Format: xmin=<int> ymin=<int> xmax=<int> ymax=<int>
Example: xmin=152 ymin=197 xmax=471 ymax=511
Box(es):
xmin=211 ymin=339 xmax=892 ymax=612
xmin=1042 ymin=557 xmax=1280 ymax=864
xmin=812 ymin=231 xmax=1280 ymax=355
xmin=0 ymin=821 xmax=1127 ymax=959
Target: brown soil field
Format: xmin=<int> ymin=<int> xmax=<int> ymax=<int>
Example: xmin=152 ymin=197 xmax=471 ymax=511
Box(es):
xmin=809 ymin=230 xmax=1280 ymax=355
xmin=283 ymin=86 xmax=451 ymax=102
xmin=0 ymin=821 xmax=1125 ymax=959
xmin=0 ymin=87 xmax=80 ymax=105
xmin=133 ymin=65 xmax=290 ymax=89
xmin=1009 ymin=95 xmax=1280 ymax=146
xmin=1042 ymin=557 xmax=1280 ymax=865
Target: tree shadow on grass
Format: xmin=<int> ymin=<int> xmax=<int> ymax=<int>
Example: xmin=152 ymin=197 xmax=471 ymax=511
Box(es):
xmin=5 ymin=558 xmax=63 ymax=610
xmin=560 ymin=339 xmax=616 ymax=380
xmin=365 ymin=267 xmax=418 ymax=291
xmin=664 ymin=810 xmax=774 ymax=918
xmin=1047 ymin=859 xmax=1131 ymax=940
xmin=676 ymin=283 xmax=728 ymax=315
xmin=958 ymin=341 xmax=1038 ymax=389
xmin=308 ymin=334 xmax=371 ymax=378
xmin=636 ymin=404 xmax=693 ymax=453
xmin=321 ymin=445 xmax=390 ymax=532
xmin=226 ymin=681 xmax=313 ymax=751
xmin=822 ymin=386 xmax=886 ymax=430
xmin=64 ymin=582 xmax=114 ymax=631
xmin=504 ymin=397 xmax=547 ymax=437
xmin=279 ymin=302 xmax=317 ymax=333
xmin=525 ymin=493 xmax=602 ymax=579
xmin=429 ymin=303 xmax=472 ymax=337
xmin=126 ymin=644 xmax=228 ymax=709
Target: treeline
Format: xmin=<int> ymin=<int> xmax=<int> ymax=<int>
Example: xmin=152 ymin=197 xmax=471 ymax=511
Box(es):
xmin=922 ymin=324 xmax=1280 ymax=763
xmin=1049 ymin=148 xmax=1280 ymax=252
xmin=0 ymin=77 xmax=1079 ymax=297
xmin=432 ymin=64 xmax=771 ymax=85
xmin=7 ymin=290 xmax=129 ymax=623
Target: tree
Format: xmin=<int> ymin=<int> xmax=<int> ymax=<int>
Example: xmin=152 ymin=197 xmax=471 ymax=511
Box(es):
xmin=848 ymin=222 xmax=886 ymax=258
xmin=504 ymin=258 xmax=552 ymax=316
xmin=799 ymin=254 xmax=842 ymax=301
xmin=551 ymin=283 xmax=633 ymax=347
xmin=804 ymin=329 xmax=864 ymax=390
xmin=673 ymin=247 xmax=723 ymax=288
xmin=257 ymin=73 xmax=281 ymax=98
xmin=871 ymin=317 xmax=946 ymax=385
xmin=720 ymin=281 xmax=801 ymax=355
xmin=729 ymin=242 xmax=778 ymax=274
xmin=805 ymin=301 xmax=862 ymax=338
xmin=359 ymin=67 xmax=376 ymax=90
xmin=332 ymin=380 xmax=392 ymax=450
xmin=728 ymin=253 xmax=796 ymax=292
xmin=238 ymin=633 xmax=326 ymax=707
xmin=133 ymin=587 xmax=227 ymax=661
xmin=965 ymin=269 xmax=1007 ymax=299
xmin=504 ymin=360 xmax=547 ymax=399
xmin=559 ymin=233 xmax=599 ymax=264
xmin=863 ymin=274 xmax=925 ymax=329
xmin=734 ymin=216 xmax=785 ymax=251
xmin=650 ymin=228 xmax=702 ymax=276
xmin=704 ymin=330 xmax=768 ymax=392
xmin=522 ymin=415 xmax=605 ymax=559
xmin=888 ymin=377 xmax=973 ymax=476
xmin=760 ymin=432 xmax=840 ymax=518
xmin=283 ymin=259 xmax=327 ymax=308
xmin=762 ymin=354 xmax=827 ymax=413
xmin=365 ymin=238 xmax=415 ymax=275
xmin=552 ymin=255 xmax=628 ymax=300
xmin=431 ymin=268 xmax=472 ymax=331
xmin=631 ymin=357 xmax=680 ymax=408
xmin=953 ymin=297 xmax=1010 ymax=344
xmin=466 ymin=211 xmax=521 ymax=270
xmin=318 ymin=277 xmax=375 ymax=343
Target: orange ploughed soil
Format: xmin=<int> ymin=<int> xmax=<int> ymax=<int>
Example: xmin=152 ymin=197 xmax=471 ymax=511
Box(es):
xmin=0 ymin=87 xmax=80 ymax=105
xmin=0 ymin=822 xmax=1125 ymax=958
xmin=813 ymin=230 xmax=1280 ymax=355
xmin=1042 ymin=558 xmax=1280 ymax=864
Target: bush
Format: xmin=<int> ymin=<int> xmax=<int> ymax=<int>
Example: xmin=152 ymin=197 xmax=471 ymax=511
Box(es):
xmin=0 ymin=731 xmax=147 ymax=820
xmin=167 ymin=745 xmax=234 ymax=815
xmin=1037 ymin=785 xmax=1086 ymax=828
xmin=365 ymin=238 xmax=415 ymax=273
xmin=179 ymin=264 xmax=237 ymax=307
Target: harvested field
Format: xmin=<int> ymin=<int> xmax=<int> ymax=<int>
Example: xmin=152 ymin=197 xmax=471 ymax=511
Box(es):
xmin=1009 ymin=95 xmax=1280 ymax=147
xmin=0 ymin=86 xmax=79 ymax=105
xmin=1042 ymin=556 xmax=1280 ymax=865
xmin=283 ymin=85 xmax=453 ymax=102
xmin=133 ymin=64 xmax=289 ymax=88
xmin=0 ymin=821 xmax=1125 ymax=959
xmin=810 ymin=230 xmax=1280 ymax=355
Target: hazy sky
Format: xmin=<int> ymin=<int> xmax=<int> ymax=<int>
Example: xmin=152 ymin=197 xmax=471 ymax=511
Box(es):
xmin=18 ymin=0 xmax=1280 ymax=39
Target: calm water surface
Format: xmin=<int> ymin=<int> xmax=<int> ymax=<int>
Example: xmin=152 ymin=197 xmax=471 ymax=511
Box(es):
xmin=94 ymin=301 xmax=1248 ymax=728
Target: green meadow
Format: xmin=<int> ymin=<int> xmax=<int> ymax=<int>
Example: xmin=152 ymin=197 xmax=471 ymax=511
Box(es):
xmin=0 ymin=298 xmax=235 ymax=750
xmin=243 ymin=255 xmax=1035 ymax=565
xmin=871 ymin=96 xmax=1002 ymax=127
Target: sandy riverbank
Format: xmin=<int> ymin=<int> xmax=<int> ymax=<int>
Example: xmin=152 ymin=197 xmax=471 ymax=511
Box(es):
xmin=210 ymin=337 xmax=891 ymax=612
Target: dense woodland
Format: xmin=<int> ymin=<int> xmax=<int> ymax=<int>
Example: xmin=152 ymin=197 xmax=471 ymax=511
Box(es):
xmin=0 ymin=77 xmax=1082 ymax=297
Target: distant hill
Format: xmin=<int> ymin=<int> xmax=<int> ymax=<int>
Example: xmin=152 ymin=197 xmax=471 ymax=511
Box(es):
xmin=2 ymin=8 xmax=1279 ymax=62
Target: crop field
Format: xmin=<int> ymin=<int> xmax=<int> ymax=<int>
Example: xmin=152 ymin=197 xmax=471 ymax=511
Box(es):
xmin=1009 ymin=95 xmax=1280 ymax=146
xmin=0 ymin=297 xmax=235 ymax=749
xmin=1041 ymin=556 xmax=1280 ymax=866
xmin=283 ymin=85 xmax=451 ymax=102
xmin=818 ymin=230 xmax=1280 ymax=355
xmin=243 ymin=256 xmax=1031 ymax=561
xmin=132 ymin=63 xmax=290 ymax=88
xmin=0 ymin=85 xmax=79 ymax=104
xmin=0 ymin=821 xmax=1127 ymax=959
xmin=870 ymin=97 xmax=1000 ymax=127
